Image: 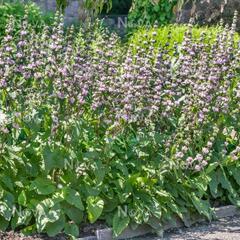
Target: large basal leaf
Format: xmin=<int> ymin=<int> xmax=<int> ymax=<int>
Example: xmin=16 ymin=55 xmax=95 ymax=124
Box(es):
xmin=148 ymin=198 xmax=162 ymax=219
xmin=191 ymin=193 xmax=212 ymax=220
xmin=46 ymin=214 xmax=65 ymax=237
xmin=43 ymin=146 xmax=65 ymax=172
xmin=147 ymin=217 xmax=164 ymax=238
xmin=21 ymin=224 xmax=37 ymax=236
xmin=112 ymin=211 xmax=130 ymax=237
xmin=62 ymin=187 xmax=84 ymax=211
xmin=0 ymin=215 xmax=9 ymax=231
xmin=35 ymin=199 xmax=61 ymax=232
xmin=64 ymin=222 xmax=79 ymax=237
xmin=30 ymin=178 xmax=56 ymax=195
xmin=229 ymin=167 xmax=240 ymax=186
xmin=87 ymin=196 xmax=104 ymax=223
xmin=0 ymin=201 xmax=13 ymax=222
xmin=168 ymin=201 xmax=184 ymax=220
xmin=63 ymin=204 xmax=83 ymax=224
xmin=0 ymin=192 xmax=14 ymax=221
xmin=15 ymin=209 xmax=32 ymax=228
xmin=219 ymin=167 xmax=234 ymax=195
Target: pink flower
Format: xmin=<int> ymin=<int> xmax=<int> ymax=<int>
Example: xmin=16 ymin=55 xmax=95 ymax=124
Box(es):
xmin=13 ymin=123 xmax=20 ymax=129
xmin=195 ymin=165 xmax=201 ymax=172
xmin=202 ymin=147 xmax=209 ymax=154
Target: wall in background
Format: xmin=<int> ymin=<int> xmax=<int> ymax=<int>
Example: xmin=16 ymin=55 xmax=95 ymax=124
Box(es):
xmin=32 ymin=0 xmax=87 ymax=24
xmin=176 ymin=0 xmax=240 ymax=30
xmin=32 ymin=0 xmax=127 ymax=34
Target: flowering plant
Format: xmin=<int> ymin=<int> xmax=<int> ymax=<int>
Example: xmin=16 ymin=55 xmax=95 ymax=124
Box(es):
xmin=0 ymin=10 xmax=239 ymax=238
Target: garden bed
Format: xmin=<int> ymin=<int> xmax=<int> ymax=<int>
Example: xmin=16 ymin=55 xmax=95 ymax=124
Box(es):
xmin=0 ymin=7 xmax=240 ymax=240
xmin=1 ymin=205 xmax=240 ymax=240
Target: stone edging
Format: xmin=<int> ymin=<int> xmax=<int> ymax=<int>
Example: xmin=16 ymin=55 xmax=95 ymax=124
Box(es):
xmin=78 ymin=205 xmax=240 ymax=240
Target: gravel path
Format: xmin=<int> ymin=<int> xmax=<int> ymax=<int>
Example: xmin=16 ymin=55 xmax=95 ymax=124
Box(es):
xmin=1 ymin=216 xmax=240 ymax=240
xmin=135 ymin=216 xmax=240 ymax=240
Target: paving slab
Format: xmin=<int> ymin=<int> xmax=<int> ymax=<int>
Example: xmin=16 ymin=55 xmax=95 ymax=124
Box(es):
xmin=133 ymin=216 xmax=240 ymax=240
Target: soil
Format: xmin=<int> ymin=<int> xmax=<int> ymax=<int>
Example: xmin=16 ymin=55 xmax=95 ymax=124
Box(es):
xmin=0 ymin=231 xmax=66 ymax=240
xmin=0 ymin=221 xmax=107 ymax=240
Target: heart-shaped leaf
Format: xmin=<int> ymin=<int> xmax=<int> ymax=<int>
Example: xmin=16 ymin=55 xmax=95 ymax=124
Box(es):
xmin=112 ymin=212 xmax=130 ymax=237
xmin=62 ymin=187 xmax=84 ymax=210
xmin=86 ymin=196 xmax=104 ymax=223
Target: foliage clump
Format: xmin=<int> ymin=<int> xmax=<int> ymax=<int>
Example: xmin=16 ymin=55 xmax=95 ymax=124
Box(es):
xmin=0 ymin=9 xmax=239 ymax=239
xmin=128 ymin=0 xmax=178 ymax=29
xmin=0 ymin=1 xmax=54 ymax=38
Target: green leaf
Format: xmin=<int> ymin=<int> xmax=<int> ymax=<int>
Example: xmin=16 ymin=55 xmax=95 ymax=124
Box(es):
xmin=191 ymin=193 xmax=212 ymax=220
xmin=16 ymin=209 xmax=32 ymax=227
xmin=153 ymin=5 xmax=160 ymax=12
xmin=209 ymin=171 xmax=219 ymax=198
xmin=190 ymin=176 xmax=210 ymax=198
xmin=21 ymin=224 xmax=37 ymax=235
xmin=62 ymin=187 xmax=84 ymax=210
xmin=0 ymin=174 xmax=14 ymax=191
xmin=228 ymin=194 xmax=240 ymax=206
xmin=160 ymin=15 xmax=165 ymax=21
xmin=112 ymin=211 xmax=130 ymax=237
xmin=0 ymin=192 xmax=14 ymax=221
xmin=64 ymin=222 xmax=79 ymax=237
xmin=219 ymin=167 xmax=234 ymax=195
xmin=229 ymin=167 xmax=240 ymax=186
xmin=43 ymin=146 xmax=65 ymax=172
xmin=87 ymin=196 xmax=104 ymax=223
xmin=168 ymin=202 xmax=183 ymax=220
xmin=0 ymin=202 xmax=12 ymax=221
xmin=18 ymin=191 xmax=27 ymax=206
xmin=63 ymin=205 xmax=83 ymax=224
xmin=93 ymin=160 xmax=106 ymax=184
xmin=46 ymin=215 xmax=65 ymax=237
xmin=205 ymin=162 xmax=219 ymax=174
xmin=35 ymin=199 xmax=61 ymax=232
xmin=147 ymin=217 xmax=164 ymax=237
xmin=0 ymin=215 xmax=9 ymax=231
xmin=30 ymin=178 xmax=56 ymax=195
xmin=148 ymin=199 xmax=162 ymax=219
xmin=43 ymin=147 xmax=56 ymax=172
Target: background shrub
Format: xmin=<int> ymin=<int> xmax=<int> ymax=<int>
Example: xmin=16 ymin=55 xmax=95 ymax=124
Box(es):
xmin=128 ymin=0 xmax=178 ymax=30
xmin=0 ymin=0 xmax=53 ymax=38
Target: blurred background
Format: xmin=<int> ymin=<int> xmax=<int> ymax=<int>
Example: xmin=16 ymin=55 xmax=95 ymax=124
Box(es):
xmin=1 ymin=0 xmax=240 ymax=35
